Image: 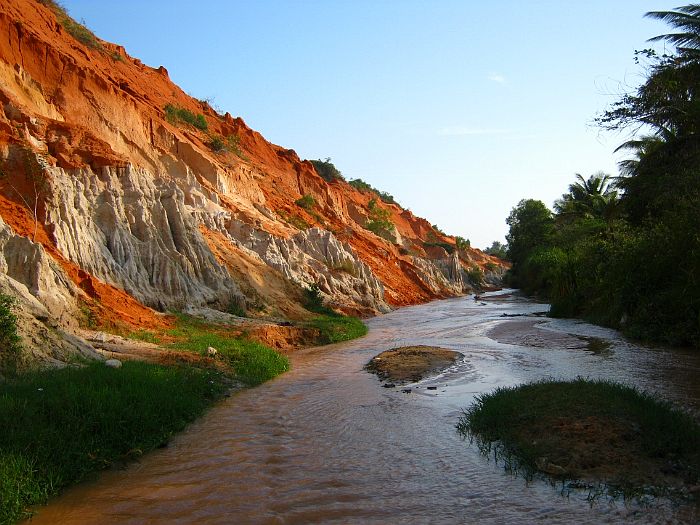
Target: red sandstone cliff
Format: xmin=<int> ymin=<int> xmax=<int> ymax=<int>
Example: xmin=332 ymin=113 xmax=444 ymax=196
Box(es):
xmin=0 ymin=0 xmax=505 ymax=364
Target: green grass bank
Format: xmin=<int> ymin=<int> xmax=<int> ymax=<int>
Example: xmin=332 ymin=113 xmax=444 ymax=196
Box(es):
xmin=0 ymin=305 xmax=368 ymax=523
xmin=0 ymin=362 xmax=227 ymax=524
xmin=458 ymin=378 xmax=700 ymax=501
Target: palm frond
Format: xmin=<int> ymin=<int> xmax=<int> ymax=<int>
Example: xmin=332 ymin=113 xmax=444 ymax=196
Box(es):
xmin=645 ymin=7 xmax=700 ymax=49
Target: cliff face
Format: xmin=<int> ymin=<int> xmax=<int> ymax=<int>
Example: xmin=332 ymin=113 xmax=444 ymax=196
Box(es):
xmin=0 ymin=0 xmax=506 ymax=365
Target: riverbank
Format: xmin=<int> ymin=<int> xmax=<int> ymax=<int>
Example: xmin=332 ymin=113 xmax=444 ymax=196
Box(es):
xmin=0 ymin=362 xmax=229 ymax=524
xmin=0 ymin=310 xmax=368 ymax=524
xmin=21 ymin=292 xmax=700 ymax=524
xmin=458 ymin=378 xmax=700 ymax=502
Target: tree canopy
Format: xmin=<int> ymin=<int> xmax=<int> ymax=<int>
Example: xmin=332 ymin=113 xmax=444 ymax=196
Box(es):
xmin=503 ymin=4 xmax=700 ymax=347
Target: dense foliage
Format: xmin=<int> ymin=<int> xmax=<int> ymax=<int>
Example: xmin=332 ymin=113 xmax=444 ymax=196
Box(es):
xmin=348 ymin=178 xmax=399 ymax=205
xmin=484 ymin=240 xmax=508 ymax=259
xmin=455 ymin=236 xmax=470 ymax=250
xmin=505 ymin=5 xmax=700 ymax=347
xmin=310 ymin=158 xmax=344 ymax=182
xmin=0 ymin=294 xmax=21 ymax=375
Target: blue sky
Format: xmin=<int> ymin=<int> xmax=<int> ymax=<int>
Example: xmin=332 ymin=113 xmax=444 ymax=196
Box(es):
xmin=61 ymin=0 xmax=681 ymax=247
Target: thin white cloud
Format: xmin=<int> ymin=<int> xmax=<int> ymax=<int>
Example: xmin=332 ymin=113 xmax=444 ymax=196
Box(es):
xmin=487 ymin=72 xmax=506 ymax=84
xmin=437 ymin=126 xmax=509 ymax=136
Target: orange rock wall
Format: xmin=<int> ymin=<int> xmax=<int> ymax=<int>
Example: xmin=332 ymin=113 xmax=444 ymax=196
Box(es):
xmin=0 ymin=0 xmax=506 ymax=328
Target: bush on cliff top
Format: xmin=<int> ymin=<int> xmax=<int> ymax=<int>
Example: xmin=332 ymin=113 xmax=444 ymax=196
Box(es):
xmin=37 ymin=1 xmax=103 ymax=51
xmin=310 ymin=158 xmax=344 ymax=182
xmin=349 ymin=178 xmax=400 ymax=206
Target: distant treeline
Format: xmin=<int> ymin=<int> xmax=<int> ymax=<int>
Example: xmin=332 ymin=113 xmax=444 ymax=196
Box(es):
xmin=504 ymin=5 xmax=700 ymax=348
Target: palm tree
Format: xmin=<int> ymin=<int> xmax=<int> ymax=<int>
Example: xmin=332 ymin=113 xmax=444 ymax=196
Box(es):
xmin=554 ymin=172 xmax=618 ymax=222
xmin=615 ymin=135 xmax=669 ymax=177
xmin=646 ymin=4 xmax=700 ymax=56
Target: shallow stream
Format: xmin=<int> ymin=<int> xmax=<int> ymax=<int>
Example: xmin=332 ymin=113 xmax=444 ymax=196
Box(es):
xmin=31 ymin=291 xmax=700 ymax=524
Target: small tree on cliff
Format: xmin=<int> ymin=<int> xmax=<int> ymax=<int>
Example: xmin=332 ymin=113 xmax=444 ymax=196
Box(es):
xmin=0 ymin=148 xmax=49 ymax=242
xmin=455 ymin=236 xmax=470 ymax=250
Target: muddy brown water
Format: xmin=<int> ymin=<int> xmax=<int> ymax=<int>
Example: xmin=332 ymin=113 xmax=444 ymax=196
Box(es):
xmin=30 ymin=291 xmax=700 ymax=524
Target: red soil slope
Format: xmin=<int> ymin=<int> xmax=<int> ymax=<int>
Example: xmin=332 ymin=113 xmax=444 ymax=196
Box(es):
xmin=0 ymin=0 xmax=506 ymax=326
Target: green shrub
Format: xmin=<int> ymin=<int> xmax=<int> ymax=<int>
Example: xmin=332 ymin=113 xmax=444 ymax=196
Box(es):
xmin=0 ymin=294 xmax=21 ymax=375
xmin=484 ymin=240 xmax=508 ymax=260
xmin=164 ymin=104 xmax=208 ymax=131
xmin=295 ymin=194 xmax=316 ymax=210
xmin=278 ymin=211 xmax=309 ymax=230
xmin=423 ymin=241 xmax=455 ymax=254
xmin=455 ymin=236 xmax=470 ymax=250
xmin=349 ymin=178 xmax=372 ymax=192
xmin=365 ymin=198 xmax=395 ymax=240
xmin=301 ymin=285 xmax=367 ymax=343
xmin=38 ymin=1 xmax=103 ymax=51
xmin=206 ymin=134 xmax=246 ymax=158
xmin=226 ymin=134 xmax=245 ymax=157
xmin=376 ymin=191 xmax=397 ymax=205
xmin=310 ymin=158 xmax=344 ymax=182
xmin=303 ymin=284 xmax=330 ymax=315
xmin=467 ymin=266 xmax=484 ymax=285
xmin=208 ymin=135 xmax=225 ymax=152
xmin=432 ymin=224 xmax=446 ymax=236
xmin=348 ymin=179 xmax=400 ymax=206
xmin=226 ymin=301 xmax=247 ymax=318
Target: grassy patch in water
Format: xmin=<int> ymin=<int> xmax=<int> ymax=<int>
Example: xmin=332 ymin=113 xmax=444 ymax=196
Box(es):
xmin=0 ymin=361 xmax=227 ymax=524
xmin=166 ymin=314 xmax=289 ymax=385
xmin=300 ymin=285 xmax=368 ymax=344
xmin=305 ymin=313 xmax=368 ymax=344
xmin=457 ymin=378 xmax=700 ymax=502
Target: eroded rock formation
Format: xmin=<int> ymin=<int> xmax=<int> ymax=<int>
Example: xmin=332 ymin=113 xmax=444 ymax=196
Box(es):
xmin=0 ymin=0 xmax=506 ymax=366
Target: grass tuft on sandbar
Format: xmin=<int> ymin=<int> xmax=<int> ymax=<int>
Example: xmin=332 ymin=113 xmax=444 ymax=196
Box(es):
xmin=305 ymin=313 xmax=368 ymax=344
xmin=458 ymin=378 xmax=700 ymax=501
